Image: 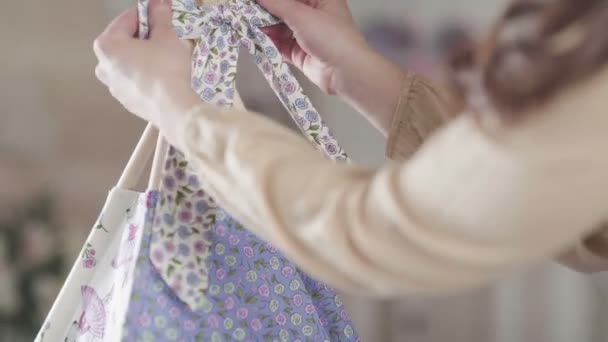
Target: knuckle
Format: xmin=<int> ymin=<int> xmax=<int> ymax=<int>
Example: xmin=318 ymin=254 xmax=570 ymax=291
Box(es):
xmin=93 ymin=34 xmax=117 ymax=57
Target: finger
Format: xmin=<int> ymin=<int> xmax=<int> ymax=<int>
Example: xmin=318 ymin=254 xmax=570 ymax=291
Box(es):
xmin=261 ymin=24 xmax=298 ymax=64
xmin=149 ymin=0 xmax=173 ymax=33
xmin=257 ymin=0 xmax=316 ymax=28
xmin=95 ymin=65 xmax=109 ymax=85
xmin=103 ymin=6 xmax=139 ymax=39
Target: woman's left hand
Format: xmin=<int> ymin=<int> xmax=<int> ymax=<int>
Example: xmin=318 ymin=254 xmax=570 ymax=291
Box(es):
xmin=94 ymin=0 xmax=201 ymax=128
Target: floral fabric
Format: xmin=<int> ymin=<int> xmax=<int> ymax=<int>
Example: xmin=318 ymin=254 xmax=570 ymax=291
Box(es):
xmin=35 ymin=189 xmax=152 ymax=342
xmin=151 ymin=0 xmax=350 ymax=311
xmin=37 ymin=0 xmax=358 ymax=340
xmin=124 ymin=153 xmax=358 ymax=341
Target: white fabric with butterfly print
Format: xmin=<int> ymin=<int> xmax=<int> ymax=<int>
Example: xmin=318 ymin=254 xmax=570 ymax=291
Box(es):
xmin=36 ymin=189 xmax=150 ymax=342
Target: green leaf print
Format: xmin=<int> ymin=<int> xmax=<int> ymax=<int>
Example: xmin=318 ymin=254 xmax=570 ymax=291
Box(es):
xmin=167 ymin=264 xmax=175 ymax=278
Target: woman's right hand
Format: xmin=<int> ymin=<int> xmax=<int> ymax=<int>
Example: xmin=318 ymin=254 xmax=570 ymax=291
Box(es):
xmin=258 ymin=0 xmax=406 ymax=134
xmin=258 ymin=0 xmax=369 ymax=95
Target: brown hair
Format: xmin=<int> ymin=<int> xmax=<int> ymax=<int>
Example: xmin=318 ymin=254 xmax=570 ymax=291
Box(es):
xmin=450 ymin=0 xmax=608 ymax=120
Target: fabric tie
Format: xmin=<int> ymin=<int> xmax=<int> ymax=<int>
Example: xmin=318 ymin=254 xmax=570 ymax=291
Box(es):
xmin=149 ymin=0 xmax=350 ymax=311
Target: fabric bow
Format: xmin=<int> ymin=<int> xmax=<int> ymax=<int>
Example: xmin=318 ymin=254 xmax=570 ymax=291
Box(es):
xmin=148 ymin=0 xmax=349 ymax=312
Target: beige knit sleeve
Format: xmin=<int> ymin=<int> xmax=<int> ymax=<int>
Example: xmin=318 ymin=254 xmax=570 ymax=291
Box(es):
xmin=385 ymin=73 xmax=457 ymax=161
xmin=164 ymin=64 xmax=608 ymax=296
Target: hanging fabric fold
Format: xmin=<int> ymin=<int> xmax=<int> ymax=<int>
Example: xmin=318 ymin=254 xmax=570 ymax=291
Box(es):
xmin=149 ymin=0 xmax=349 ymax=311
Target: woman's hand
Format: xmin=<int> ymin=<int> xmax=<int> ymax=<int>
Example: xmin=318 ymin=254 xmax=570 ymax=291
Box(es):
xmin=259 ymin=0 xmax=367 ymax=95
xmin=93 ymin=0 xmax=200 ymax=128
xmin=259 ymin=0 xmax=405 ymax=134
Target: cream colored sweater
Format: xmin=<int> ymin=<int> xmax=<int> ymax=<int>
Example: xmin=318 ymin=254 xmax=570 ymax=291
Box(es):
xmin=163 ymin=68 xmax=608 ymax=297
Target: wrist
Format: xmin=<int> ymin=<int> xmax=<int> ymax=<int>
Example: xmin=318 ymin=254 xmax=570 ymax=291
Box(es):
xmin=156 ymin=83 xmax=202 ymax=138
xmin=332 ymin=47 xmax=404 ymax=99
xmin=331 ymin=47 xmax=406 ymax=134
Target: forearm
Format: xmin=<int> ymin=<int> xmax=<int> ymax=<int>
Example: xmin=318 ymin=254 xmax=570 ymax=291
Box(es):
xmin=159 ymin=100 xmax=608 ymax=296
xmin=332 ymin=48 xmax=406 ymax=136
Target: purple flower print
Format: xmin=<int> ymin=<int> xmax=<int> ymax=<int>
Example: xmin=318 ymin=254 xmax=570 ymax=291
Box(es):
xmin=188 ymin=175 xmax=200 ymax=187
xmin=152 ymin=249 xmax=164 ymax=263
xmin=325 ymin=143 xmax=338 ymax=155
xmin=138 ymin=314 xmax=151 ymax=327
xmin=265 ymin=46 xmax=278 ymax=58
xmin=217 ymin=36 xmax=226 ymax=50
xmin=164 ymin=241 xmax=176 ymax=253
xmin=243 ymin=246 xmax=254 ymax=258
xmin=225 ymin=87 xmax=235 ymax=100
xmin=220 ymin=60 xmax=231 ymax=74
xmin=341 ymin=309 xmax=350 ymax=321
xmin=186 ymin=272 xmax=201 ymax=286
xmin=275 ymin=312 xmax=288 ymax=326
xmin=183 ymin=0 xmax=196 ymax=11
xmin=163 ymin=214 xmax=175 ymax=226
xmin=283 ymin=81 xmax=297 ymax=95
xmin=204 ymin=72 xmax=218 ymax=85
xmin=169 ymin=306 xmax=181 ymax=318
xmin=250 ymin=16 xmax=262 ymax=27
xmin=216 ymin=268 xmax=226 ymax=280
xmin=250 ymin=319 xmax=262 ymax=332
xmin=247 ymin=28 xmax=256 ymax=39
xmin=194 ymin=240 xmax=207 ymax=253
xmin=229 ymin=234 xmax=240 ymax=245
xmin=178 ymin=210 xmax=193 ymax=223
xmin=263 ymin=62 xmax=272 ymax=75
xmin=225 ymin=296 xmax=235 ymax=310
xmin=258 ymin=284 xmax=270 ymax=297
xmin=237 ymin=308 xmax=249 ymax=320
xmin=208 ymin=315 xmax=220 ymax=329
xmin=305 ymin=304 xmax=316 ymax=314
xmin=202 ymin=87 xmax=216 ymax=101
xmin=266 ymin=243 xmax=278 ymax=253
xmin=183 ymin=320 xmax=196 ymax=331
xmin=163 ymin=176 xmax=176 ymax=191
xmin=280 ymin=74 xmax=290 ymax=83
xmin=195 ymin=200 xmax=209 ymax=214
xmin=174 ymin=168 xmax=186 ymax=181
xmin=192 ymin=77 xmax=202 ymax=89
xmin=305 ymin=110 xmax=318 ymax=122
xmin=255 ymin=30 xmax=267 ymax=42
xmin=177 ymin=225 xmax=190 ymax=239
xmin=157 ymin=295 xmax=167 ymax=308
xmin=254 ymin=53 xmax=263 ymax=65
xmin=295 ymin=116 xmax=307 ymax=128
xmin=178 ymin=243 xmax=191 ymax=256
xmin=240 ymin=40 xmax=252 ymax=51
xmin=83 ymin=257 xmax=96 ymax=269
xmin=219 ymin=23 xmax=230 ymax=34
xmin=320 ymin=316 xmax=329 ymax=327
xmin=216 ymin=224 xmax=227 ymax=236
xmin=293 ymin=294 xmax=304 ymax=307
xmin=227 ymin=35 xmax=238 ymax=46
xmin=281 ymin=266 xmax=294 ymax=277
xmin=295 ymin=98 xmax=308 ymax=109
xmin=175 ymin=26 xmax=185 ymax=37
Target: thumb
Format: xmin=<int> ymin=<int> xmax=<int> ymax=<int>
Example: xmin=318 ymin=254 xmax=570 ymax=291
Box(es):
xmin=149 ymin=0 xmax=173 ymax=32
xmin=103 ymin=6 xmax=139 ymax=39
xmin=258 ymin=0 xmax=316 ymax=28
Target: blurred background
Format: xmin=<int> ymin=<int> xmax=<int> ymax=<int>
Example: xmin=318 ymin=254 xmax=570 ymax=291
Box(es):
xmin=1 ymin=0 xmax=607 ymax=341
